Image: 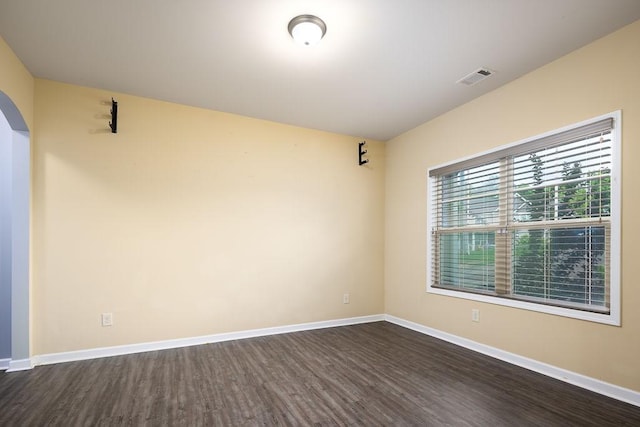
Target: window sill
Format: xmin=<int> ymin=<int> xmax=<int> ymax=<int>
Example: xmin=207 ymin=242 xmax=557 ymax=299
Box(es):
xmin=427 ymin=284 xmax=620 ymax=326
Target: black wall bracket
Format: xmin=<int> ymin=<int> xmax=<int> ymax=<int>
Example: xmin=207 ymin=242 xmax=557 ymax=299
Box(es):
xmin=358 ymin=141 xmax=369 ymax=165
xmin=109 ymin=98 xmax=118 ymax=133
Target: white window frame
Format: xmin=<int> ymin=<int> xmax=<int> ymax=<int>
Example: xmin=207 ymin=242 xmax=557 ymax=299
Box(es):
xmin=427 ymin=111 xmax=621 ymax=326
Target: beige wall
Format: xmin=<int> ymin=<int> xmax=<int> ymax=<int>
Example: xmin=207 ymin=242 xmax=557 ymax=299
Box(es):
xmin=0 ymin=37 xmax=34 ymax=130
xmin=32 ymin=80 xmax=385 ymax=354
xmin=385 ymin=20 xmax=640 ymax=391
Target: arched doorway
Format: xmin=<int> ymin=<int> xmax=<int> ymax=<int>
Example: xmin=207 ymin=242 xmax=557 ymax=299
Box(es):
xmin=0 ymin=91 xmax=31 ymax=371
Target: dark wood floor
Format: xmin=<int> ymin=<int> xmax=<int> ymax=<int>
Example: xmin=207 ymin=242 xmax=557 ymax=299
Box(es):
xmin=1 ymin=322 xmax=639 ymax=426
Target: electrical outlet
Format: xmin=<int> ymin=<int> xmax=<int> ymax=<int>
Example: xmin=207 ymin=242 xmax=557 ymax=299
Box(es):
xmin=343 ymin=293 xmax=350 ymax=304
xmin=471 ymin=309 xmax=480 ymax=322
xmin=101 ymin=312 xmax=113 ymax=327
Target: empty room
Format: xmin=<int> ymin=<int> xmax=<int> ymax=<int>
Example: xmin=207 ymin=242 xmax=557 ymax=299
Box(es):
xmin=1 ymin=1 xmax=640 ymax=425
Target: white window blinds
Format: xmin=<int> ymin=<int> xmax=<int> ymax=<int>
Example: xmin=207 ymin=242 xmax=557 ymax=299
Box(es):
xmin=429 ymin=117 xmax=614 ymax=314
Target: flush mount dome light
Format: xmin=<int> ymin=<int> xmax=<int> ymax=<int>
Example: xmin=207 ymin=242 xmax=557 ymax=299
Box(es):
xmin=288 ymin=15 xmax=327 ymax=46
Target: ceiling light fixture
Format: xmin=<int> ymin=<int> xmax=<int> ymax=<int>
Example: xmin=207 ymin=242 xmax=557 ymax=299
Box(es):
xmin=288 ymin=15 xmax=327 ymax=46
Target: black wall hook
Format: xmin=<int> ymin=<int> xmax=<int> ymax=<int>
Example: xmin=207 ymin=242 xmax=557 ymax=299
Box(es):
xmin=109 ymin=98 xmax=118 ymax=133
xmin=358 ymin=141 xmax=369 ymax=165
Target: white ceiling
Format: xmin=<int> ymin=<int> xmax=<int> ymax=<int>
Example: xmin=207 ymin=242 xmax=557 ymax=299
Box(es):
xmin=1 ymin=1 xmax=640 ymax=141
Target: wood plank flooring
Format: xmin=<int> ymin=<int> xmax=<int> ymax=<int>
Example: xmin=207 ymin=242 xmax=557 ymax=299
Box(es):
xmin=1 ymin=321 xmax=639 ymax=426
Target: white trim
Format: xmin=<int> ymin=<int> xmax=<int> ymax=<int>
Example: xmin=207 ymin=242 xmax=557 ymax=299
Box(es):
xmin=6 ymin=358 xmax=33 ymax=372
xmin=0 ymin=358 xmax=10 ymax=370
xmin=33 ymin=314 xmax=385 ymax=367
xmin=608 ymin=110 xmax=622 ymax=325
xmin=385 ymin=314 xmax=640 ymax=408
xmin=426 ymin=110 xmax=622 ymax=326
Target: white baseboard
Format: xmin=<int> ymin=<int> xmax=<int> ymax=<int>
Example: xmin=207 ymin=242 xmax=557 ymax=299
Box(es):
xmin=384 ymin=314 xmax=640 ymax=408
xmin=33 ymin=314 xmax=385 ymax=367
xmin=6 ymin=358 xmax=33 ymax=372
xmin=0 ymin=358 xmax=10 ymax=370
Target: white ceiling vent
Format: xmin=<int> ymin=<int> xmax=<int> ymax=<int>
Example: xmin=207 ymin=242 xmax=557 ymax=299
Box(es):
xmin=456 ymin=68 xmax=495 ymax=86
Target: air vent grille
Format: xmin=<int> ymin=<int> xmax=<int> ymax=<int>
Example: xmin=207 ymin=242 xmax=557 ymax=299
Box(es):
xmin=457 ymin=68 xmax=495 ymax=86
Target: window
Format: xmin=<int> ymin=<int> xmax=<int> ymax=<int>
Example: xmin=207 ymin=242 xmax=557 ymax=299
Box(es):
xmin=427 ymin=112 xmax=620 ymax=325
